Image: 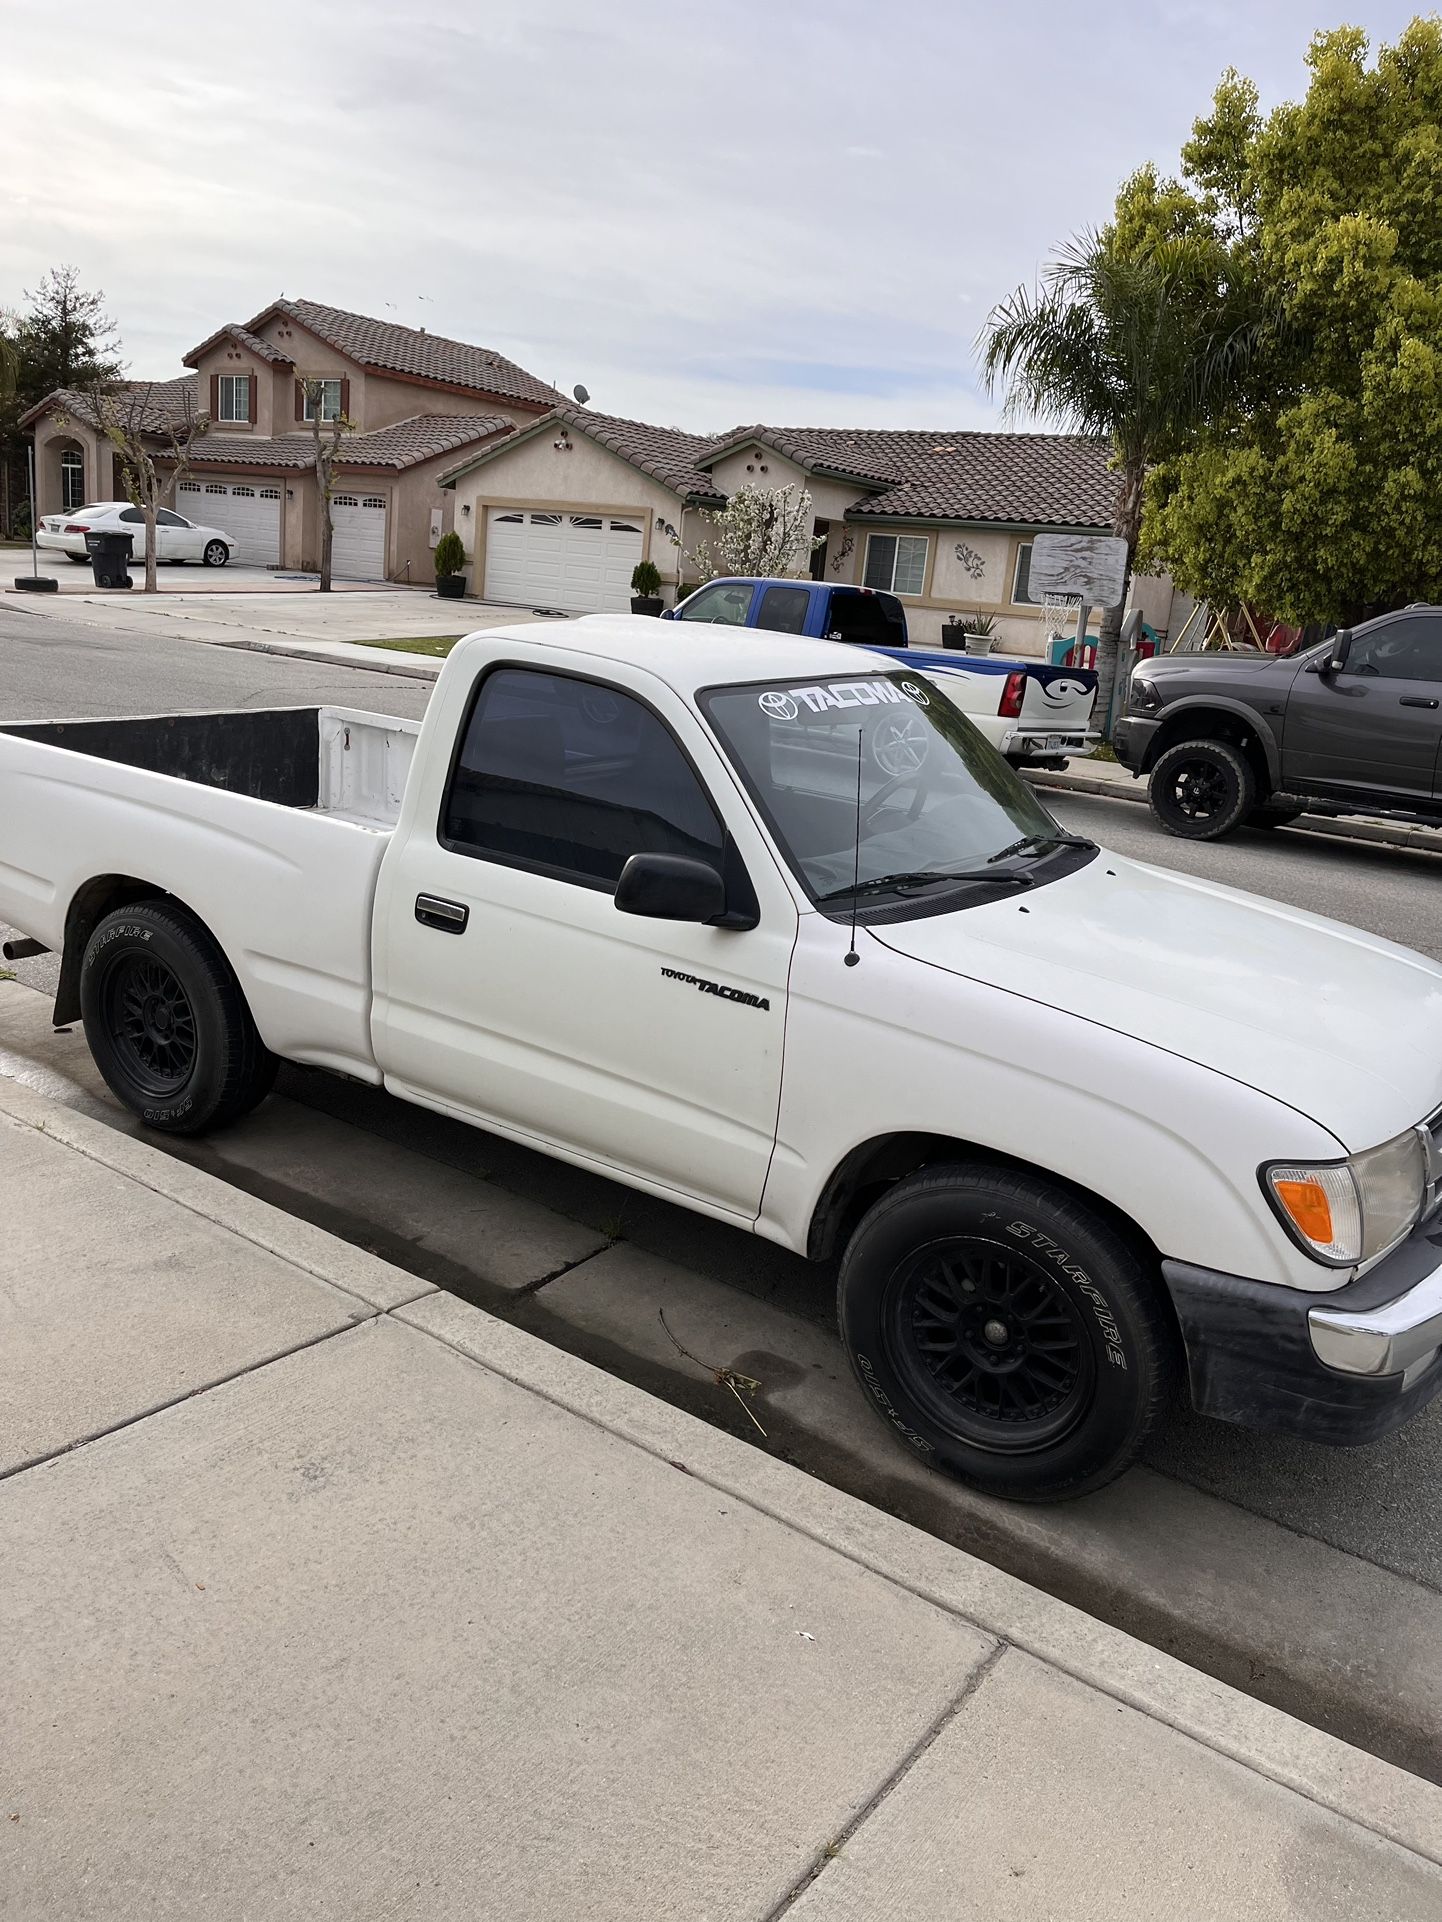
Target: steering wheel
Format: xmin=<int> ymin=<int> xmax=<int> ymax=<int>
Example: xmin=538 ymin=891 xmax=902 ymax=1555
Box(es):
xmin=860 ymin=765 xmax=931 ymax=830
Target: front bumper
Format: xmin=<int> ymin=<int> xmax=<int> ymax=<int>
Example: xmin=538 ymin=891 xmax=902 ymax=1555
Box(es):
xmin=1163 ymin=1216 xmax=1442 ymax=1445
xmin=1111 ymin=714 xmax=1160 ymax=773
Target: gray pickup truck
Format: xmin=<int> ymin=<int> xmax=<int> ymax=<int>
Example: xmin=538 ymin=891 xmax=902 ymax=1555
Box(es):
xmin=1114 ymin=606 xmax=1442 ymax=838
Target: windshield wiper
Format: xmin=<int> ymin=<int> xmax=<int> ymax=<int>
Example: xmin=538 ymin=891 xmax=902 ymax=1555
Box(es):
xmin=816 ymin=868 xmax=1034 ymax=904
xmin=986 ymin=831 xmax=1095 ymax=865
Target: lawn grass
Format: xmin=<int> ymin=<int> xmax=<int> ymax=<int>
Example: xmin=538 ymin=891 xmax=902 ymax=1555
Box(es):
xmin=351 ymin=634 xmax=465 ymax=658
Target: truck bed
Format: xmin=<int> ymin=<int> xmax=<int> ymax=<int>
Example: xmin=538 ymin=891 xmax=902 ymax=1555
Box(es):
xmin=0 ymin=705 xmax=420 ymax=1081
xmin=1 ymin=705 xmax=418 ymax=829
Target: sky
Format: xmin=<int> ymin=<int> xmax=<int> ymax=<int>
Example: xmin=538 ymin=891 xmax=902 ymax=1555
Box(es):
xmin=0 ymin=0 xmax=1425 ymax=434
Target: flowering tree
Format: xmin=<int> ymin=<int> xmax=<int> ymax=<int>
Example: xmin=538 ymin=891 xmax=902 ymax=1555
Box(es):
xmin=687 ymin=483 xmax=822 ymax=585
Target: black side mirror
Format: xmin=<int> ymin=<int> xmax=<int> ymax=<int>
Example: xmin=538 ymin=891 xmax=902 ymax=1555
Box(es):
xmin=1324 ymin=628 xmax=1352 ymax=674
xmin=660 ymin=608 xmax=675 ymax=620
xmin=615 ymin=853 xmax=726 ymax=924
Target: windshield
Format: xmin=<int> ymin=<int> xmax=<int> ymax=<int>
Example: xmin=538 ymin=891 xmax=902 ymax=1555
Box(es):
xmin=702 ymin=670 xmax=1068 ymax=902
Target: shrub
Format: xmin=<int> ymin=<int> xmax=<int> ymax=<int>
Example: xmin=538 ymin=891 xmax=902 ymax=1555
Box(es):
xmin=434 ymin=531 xmax=466 ymax=578
xmin=630 ymin=559 xmax=662 ymax=598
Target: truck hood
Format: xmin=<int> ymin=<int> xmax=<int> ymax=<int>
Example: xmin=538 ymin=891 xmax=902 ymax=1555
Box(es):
xmin=869 ymin=851 xmax=1442 ymax=1151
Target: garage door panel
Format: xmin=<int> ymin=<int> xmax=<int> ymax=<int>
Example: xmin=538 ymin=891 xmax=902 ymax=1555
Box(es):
xmin=484 ymin=510 xmax=643 ymax=613
xmin=331 ymin=494 xmax=387 ymax=580
xmin=176 ymin=479 xmax=281 ymax=566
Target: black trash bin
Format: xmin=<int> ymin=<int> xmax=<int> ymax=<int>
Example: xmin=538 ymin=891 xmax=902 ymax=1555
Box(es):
xmin=86 ymin=529 xmax=134 ymax=589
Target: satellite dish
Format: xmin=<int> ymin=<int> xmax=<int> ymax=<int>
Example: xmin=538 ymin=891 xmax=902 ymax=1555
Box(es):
xmin=572 ymin=384 xmax=590 ymax=406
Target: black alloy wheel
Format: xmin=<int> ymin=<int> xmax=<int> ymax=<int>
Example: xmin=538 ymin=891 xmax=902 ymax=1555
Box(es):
xmin=99 ymin=951 xmax=198 ymax=1097
xmin=1148 ymin=738 xmax=1254 ymax=840
xmin=886 ymin=1236 xmax=1093 ymax=1452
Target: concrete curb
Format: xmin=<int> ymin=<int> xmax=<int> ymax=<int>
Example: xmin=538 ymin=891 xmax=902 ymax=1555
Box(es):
xmin=214 ymin=637 xmax=444 ymax=680
xmin=1029 ymin=766 xmax=1442 ymax=858
xmin=2 ymin=1070 xmax=1438 ymax=1863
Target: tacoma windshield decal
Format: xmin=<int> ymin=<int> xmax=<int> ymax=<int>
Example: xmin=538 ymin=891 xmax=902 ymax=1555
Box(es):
xmin=755 ymin=678 xmax=905 ymax=718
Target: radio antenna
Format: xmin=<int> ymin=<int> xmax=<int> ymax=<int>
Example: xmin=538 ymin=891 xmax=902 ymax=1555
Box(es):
xmin=845 ymin=728 xmax=863 ymax=968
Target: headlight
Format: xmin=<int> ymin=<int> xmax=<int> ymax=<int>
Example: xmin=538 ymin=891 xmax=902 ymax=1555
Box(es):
xmin=1129 ymin=673 xmax=1161 ymax=712
xmin=1262 ymin=1129 xmax=1427 ymax=1266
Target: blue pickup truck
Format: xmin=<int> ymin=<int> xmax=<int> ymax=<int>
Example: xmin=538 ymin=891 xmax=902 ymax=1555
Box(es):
xmin=662 ymin=577 xmax=1099 ymax=767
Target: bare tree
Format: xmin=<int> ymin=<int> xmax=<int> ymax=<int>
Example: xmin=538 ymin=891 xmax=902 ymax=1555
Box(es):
xmin=75 ymin=382 xmax=208 ymax=592
xmin=297 ymin=376 xmax=355 ymax=593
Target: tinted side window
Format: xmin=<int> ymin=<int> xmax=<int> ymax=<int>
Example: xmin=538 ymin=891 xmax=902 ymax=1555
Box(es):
xmin=442 ymin=668 xmax=724 ymax=888
xmin=1345 ymin=616 xmax=1442 ymax=684
xmin=156 ymin=509 xmax=187 ymax=527
xmin=755 ymin=585 xmax=810 ymax=635
xmin=827 ymin=591 xmax=906 ymax=647
xmin=677 ymin=582 xmax=755 ymax=624
xmin=119 ymin=507 xmax=145 ymax=524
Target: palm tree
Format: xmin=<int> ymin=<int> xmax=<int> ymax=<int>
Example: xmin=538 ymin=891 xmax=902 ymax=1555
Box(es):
xmin=980 ymin=232 xmax=1261 ymax=730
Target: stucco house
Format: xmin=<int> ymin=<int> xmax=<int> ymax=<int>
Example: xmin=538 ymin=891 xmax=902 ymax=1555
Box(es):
xmin=439 ymin=408 xmax=1181 ymax=652
xmin=22 ymin=298 xmax=562 ymax=580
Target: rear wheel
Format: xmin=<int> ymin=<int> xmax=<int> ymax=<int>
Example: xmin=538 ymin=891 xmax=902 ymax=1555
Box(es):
xmin=80 ymin=902 xmax=276 ymax=1134
xmin=1148 ymin=738 xmax=1255 ymax=839
xmin=837 ymin=1165 xmax=1176 ymax=1501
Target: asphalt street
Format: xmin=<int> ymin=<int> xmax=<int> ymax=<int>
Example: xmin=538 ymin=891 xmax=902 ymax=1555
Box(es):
xmin=5 ymin=606 xmax=1442 ymax=1768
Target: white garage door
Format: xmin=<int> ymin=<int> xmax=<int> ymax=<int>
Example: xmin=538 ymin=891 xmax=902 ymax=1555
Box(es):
xmin=484 ymin=510 xmax=644 ymax=613
xmin=177 ymin=479 xmax=281 ymax=566
xmin=331 ymin=493 xmax=388 ymax=581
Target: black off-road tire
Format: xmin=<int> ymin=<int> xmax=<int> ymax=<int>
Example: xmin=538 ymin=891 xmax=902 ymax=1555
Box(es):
xmin=80 ymin=902 xmax=276 ymax=1134
xmin=837 ymin=1164 xmax=1177 ymax=1502
xmin=1148 ymin=738 xmax=1256 ymax=840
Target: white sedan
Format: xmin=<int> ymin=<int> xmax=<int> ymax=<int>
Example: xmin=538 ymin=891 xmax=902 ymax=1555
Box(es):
xmin=36 ymin=502 xmax=231 ymax=566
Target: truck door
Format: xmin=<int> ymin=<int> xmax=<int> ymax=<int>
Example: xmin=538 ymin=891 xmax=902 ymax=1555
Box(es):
xmin=371 ymin=663 xmax=798 ymax=1220
xmin=1283 ymin=613 xmax=1442 ymax=799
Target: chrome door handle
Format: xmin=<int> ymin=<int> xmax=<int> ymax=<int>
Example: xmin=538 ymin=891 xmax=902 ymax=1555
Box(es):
xmin=415 ymin=893 xmax=469 ymax=933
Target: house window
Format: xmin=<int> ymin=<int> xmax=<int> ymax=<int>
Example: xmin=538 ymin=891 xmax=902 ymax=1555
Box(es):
xmin=863 ymin=532 xmax=928 ymax=597
xmin=60 ymin=450 xmax=84 ymax=512
xmin=303 ymin=378 xmax=344 ymax=421
xmin=218 ymin=374 xmax=250 ymax=423
xmin=1012 ymin=541 xmax=1039 ymax=605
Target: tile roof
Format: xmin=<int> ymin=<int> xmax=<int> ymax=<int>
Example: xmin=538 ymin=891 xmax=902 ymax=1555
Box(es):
xmin=183 ymin=322 xmax=292 ymax=366
xmin=436 ymin=406 xmax=726 ymax=500
xmin=25 ymin=376 xmax=201 ymax=435
xmin=249 ymin=299 xmax=565 ymax=409
xmin=705 ymin=427 xmax=1116 ymax=527
xmin=188 ymin=413 xmax=513 ymax=473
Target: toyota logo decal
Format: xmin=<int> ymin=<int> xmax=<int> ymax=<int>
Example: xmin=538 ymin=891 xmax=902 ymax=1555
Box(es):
xmin=758 ymin=691 xmax=799 ymax=720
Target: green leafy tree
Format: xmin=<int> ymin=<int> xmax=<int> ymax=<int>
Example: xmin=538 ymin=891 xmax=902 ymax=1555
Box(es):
xmin=980 ymin=215 xmax=1263 ymax=726
xmin=1144 ymin=20 xmax=1442 ymax=625
xmin=1 ymin=267 xmax=123 ymax=536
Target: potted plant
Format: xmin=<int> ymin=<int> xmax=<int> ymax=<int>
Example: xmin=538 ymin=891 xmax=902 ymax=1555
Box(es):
xmin=630 ymin=560 xmax=664 ymax=616
xmin=434 ymin=530 xmax=467 ymax=600
xmin=958 ymin=612 xmax=998 ymax=655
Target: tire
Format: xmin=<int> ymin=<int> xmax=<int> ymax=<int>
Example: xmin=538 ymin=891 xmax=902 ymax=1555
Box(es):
xmin=80 ymin=902 xmax=276 ymax=1134
xmin=65 ymin=553 xmax=89 ymax=565
xmin=1249 ymin=802 xmax=1306 ymax=830
xmin=1148 ymin=738 xmax=1255 ymax=840
xmin=837 ymin=1164 xmax=1176 ymax=1501
xmin=202 ymin=540 xmax=229 ymax=567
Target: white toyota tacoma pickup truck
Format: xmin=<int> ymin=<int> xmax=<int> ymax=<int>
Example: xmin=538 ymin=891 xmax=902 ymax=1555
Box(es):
xmin=4 ymin=619 xmax=1442 ymax=1501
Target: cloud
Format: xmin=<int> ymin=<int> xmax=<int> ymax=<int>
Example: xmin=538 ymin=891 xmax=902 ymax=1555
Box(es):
xmin=0 ymin=0 xmax=1425 ymax=430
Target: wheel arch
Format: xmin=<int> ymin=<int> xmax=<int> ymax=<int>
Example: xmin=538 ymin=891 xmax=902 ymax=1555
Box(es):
xmin=55 ymin=875 xmax=189 ymax=1025
xmin=806 ymin=1130 xmax=1165 ymax=1281
xmin=1143 ymin=700 xmax=1280 ymax=792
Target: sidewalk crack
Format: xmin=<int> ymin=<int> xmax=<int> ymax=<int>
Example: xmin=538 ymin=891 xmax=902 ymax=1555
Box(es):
xmin=761 ymin=1639 xmax=1009 ymax=1920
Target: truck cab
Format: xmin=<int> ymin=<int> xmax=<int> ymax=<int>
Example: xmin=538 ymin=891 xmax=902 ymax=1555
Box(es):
xmin=665 ymin=577 xmax=908 ymax=648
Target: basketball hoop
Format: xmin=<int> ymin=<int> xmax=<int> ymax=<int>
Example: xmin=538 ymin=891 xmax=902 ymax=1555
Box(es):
xmin=1041 ymin=593 xmax=1079 ymax=640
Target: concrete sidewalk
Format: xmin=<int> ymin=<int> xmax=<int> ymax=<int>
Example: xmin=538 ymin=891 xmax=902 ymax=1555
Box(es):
xmin=3 ymin=1076 xmax=1442 ymax=1920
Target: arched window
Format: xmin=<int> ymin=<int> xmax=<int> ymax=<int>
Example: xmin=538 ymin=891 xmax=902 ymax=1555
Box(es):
xmin=60 ymin=449 xmax=84 ymax=513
